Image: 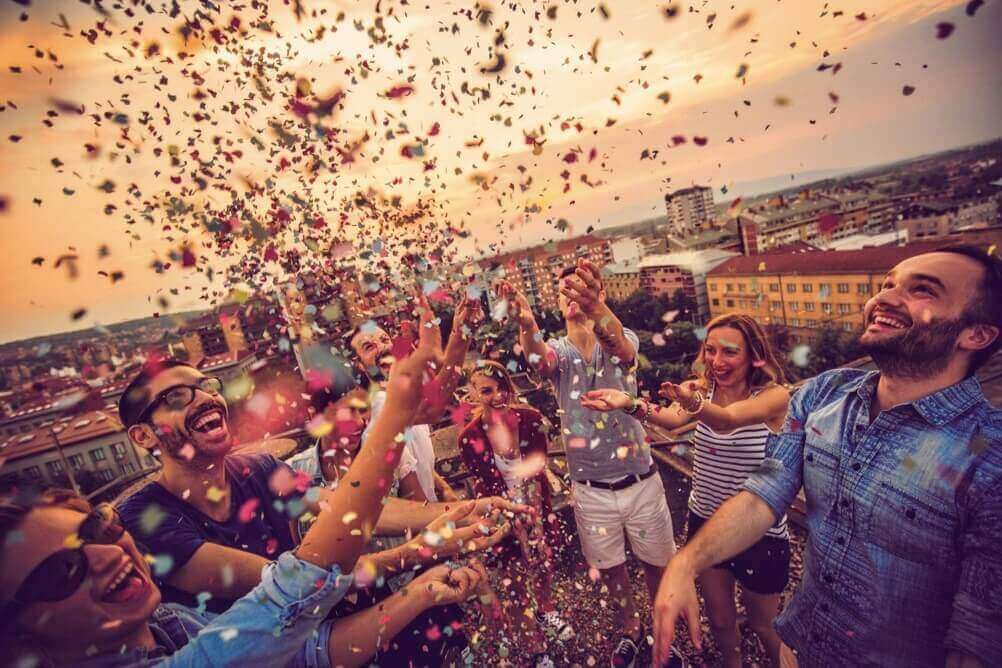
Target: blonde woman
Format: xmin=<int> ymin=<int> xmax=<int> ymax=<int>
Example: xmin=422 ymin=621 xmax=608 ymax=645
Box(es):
xmin=581 ymin=314 xmax=791 ymax=668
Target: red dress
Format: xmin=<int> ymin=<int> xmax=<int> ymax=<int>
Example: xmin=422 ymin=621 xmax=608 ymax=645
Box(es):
xmin=458 ymin=405 xmax=560 ymax=549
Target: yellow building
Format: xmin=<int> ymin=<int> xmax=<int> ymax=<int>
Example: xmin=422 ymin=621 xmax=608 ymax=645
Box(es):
xmin=705 ymin=241 xmax=959 ymax=341
xmin=603 ymin=262 xmax=642 ymax=301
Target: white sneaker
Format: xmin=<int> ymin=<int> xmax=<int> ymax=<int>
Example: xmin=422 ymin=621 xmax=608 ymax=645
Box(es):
xmin=536 ymin=609 xmax=575 ymax=641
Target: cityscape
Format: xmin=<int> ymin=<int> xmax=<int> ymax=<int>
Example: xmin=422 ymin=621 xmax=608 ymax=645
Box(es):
xmin=2 ymin=136 xmax=1000 ymax=495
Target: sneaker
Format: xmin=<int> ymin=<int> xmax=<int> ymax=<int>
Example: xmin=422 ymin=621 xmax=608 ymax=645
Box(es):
xmin=611 ymin=635 xmax=639 ymax=668
xmin=532 ymin=653 xmax=556 ymax=668
xmin=536 ymin=610 xmax=575 ymax=641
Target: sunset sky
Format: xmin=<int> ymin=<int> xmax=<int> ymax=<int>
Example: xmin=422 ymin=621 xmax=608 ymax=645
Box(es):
xmin=1 ymin=0 xmax=1000 ymax=344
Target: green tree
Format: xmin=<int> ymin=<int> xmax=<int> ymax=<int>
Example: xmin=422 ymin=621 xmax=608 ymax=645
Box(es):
xmin=608 ymin=291 xmax=673 ymax=332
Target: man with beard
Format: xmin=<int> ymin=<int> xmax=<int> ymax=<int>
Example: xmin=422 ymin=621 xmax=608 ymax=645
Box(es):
xmin=350 ymin=293 xmax=482 ymax=504
xmin=652 ymin=246 xmax=1002 ymax=668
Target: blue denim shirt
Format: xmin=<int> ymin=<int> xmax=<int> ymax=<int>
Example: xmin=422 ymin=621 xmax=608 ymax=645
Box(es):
xmin=744 ymin=368 xmax=1002 ymax=667
xmin=73 ymin=552 xmax=352 ymax=667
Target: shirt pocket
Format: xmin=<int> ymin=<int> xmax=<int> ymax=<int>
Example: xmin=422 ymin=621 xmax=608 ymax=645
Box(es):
xmin=802 ymin=430 xmax=840 ymax=519
xmin=868 ymin=482 xmax=956 ymax=566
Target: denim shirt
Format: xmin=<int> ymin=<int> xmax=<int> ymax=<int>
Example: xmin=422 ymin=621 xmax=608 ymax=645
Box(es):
xmin=744 ymin=368 xmax=1002 ymax=667
xmin=73 ymin=552 xmax=352 ymax=667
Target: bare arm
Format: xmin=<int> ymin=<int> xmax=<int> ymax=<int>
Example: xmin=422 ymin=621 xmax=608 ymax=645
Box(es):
xmin=662 ymin=382 xmax=791 ymax=433
xmin=561 ymin=259 xmax=635 ymax=364
xmin=396 ymin=471 xmax=429 ymax=503
xmin=168 ymin=543 xmax=270 ymax=600
xmin=412 ymin=294 xmax=482 ymax=425
xmin=580 ymin=389 xmax=693 ymax=431
xmin=653 ymin=491 xmax=777 ymax=665
xmin=434 ymin=471 xmax=460 ymax=501
xmin=496 ymin=279 xmax=557 ymax=378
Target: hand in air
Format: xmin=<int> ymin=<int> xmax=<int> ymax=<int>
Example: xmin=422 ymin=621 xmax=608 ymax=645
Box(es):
xmin=492 ymin=279 xmax=533 ymax=327
xmin=659 ymin=381 xmax=700 ymax=412
xmin=580 ymin=388 xmax=633 ymax=412
xmin=384 ymin=292 xmax=445 ymax=420
xmin=559 ymin=259 xmax=606 ymax=318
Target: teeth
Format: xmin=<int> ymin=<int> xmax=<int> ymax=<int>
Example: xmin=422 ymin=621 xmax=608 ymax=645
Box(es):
xmin=873 ymin=314 xmax=907 ymax=329
xmin=192 ymin=409 xmax=222 ymax=430
xmin=106 ymin=562 xmax=134 ymax=596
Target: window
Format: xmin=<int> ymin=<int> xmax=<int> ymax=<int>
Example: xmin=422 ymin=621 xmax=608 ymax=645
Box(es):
xmin=120 ymin=462 xmax=137 ymax=475
xmin=726 ymin=283 xmax=733 ymax=292
xmin=144 ymin=455 xmax=156 ymax=467
xmin=802 ymin=283 xmax=813 ymax=293
xmin=838 ymin=303 xmax=851 ymax=314
xmin=771 ymin=301 xmax=782 ymax=310
xmin=843 ymin=322 xmax=855 ymax=332
xmin=789 ymin=301 xmax=799 ymax=311
xmin=786 ymin=284 xmax=796 ymax=293
xmin=24 ymin=466 xmax=42 ymax=479
xmin=737 ymin=283 xmax=746 ymax=292
xmin=113 ymin=443 xmax=128 ymax=460
xmin=804 ymin=302 xmax=815 ymax=312
xmin=819 ymin=283 xmax=831 ymax=297
xmin=68 ymin=454 xmax=85 ymax=469
xmin=712 ymin=298 xmax=720 ymax=306
xmin=89 ymin=448 xmax=106 ymax=463
xmin=710 ymin=283 xmax=718 ymax=292
xmin=857 ymin=283 xmax=870 ymax=295
xmin=807 ymin=319 xmax=817 ymax=328
xmin=858 ymin=304 xmax=865 ymax=313
xmin=96 ymin=469 xmax=116 ymax=483
xmin=837 ymin=283 xmax=850 ymax=293
xmin=790 ymin=318 xmax=800 ymax=327
xmin=768 ymin=283 xmax=780 ymax=292
xmin=822 ymin=303 xmax=832 ymax=314
xmin=46 ymin=460 xmax=64 ymax=476
xmin=725 ymin=299 xmax=735 ymax=308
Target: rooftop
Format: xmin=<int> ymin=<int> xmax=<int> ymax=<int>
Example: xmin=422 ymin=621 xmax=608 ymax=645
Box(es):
xmin=0 ymin=409 xmax=124 ymax=464
xmin=707 ymin=240 xmax=959 ymax=277
xmin=638 ymin=249 xmax=739 ymax=272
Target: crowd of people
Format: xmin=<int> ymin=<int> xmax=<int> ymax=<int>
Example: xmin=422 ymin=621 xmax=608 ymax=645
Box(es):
xmin=2 ymin=245 xmax=1001 ymax=668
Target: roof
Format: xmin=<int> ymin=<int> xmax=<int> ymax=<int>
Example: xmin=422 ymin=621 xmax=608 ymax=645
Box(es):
xmin=667 ymin=185 xmax=712 ymax=198
xmin=639 ymin=249 xmax=739 ymax=272
xmin=819 ymin=230 xmax=905 ymax=251
xmin=602 ymin=262 xmax=640 ymax=276
xmin=0 ymin=409 xmax=124 ymax=464
xmin=707 ymin=240 xmax=958 ymax=278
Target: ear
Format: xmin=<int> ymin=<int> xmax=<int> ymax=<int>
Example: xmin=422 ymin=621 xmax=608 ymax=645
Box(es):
xmin=127 ymin=424 xmax=159 ymax=452
xmin=958 ymin=323 xmax=1000 ymax=353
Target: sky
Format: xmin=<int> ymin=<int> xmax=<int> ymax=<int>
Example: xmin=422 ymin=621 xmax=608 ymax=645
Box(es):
xmin=0 ymin=0 xmax=1000 ymax=344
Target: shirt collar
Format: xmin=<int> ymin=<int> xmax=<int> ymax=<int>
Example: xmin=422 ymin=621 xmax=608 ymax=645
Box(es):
xmin=854 ymin=370 xmax=984 ymax=426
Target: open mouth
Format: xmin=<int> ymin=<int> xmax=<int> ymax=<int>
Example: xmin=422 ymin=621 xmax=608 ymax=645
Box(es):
xmin=867 ymin=310 xmax=911 ymax=332
xmin=101 ymin=560 xmax=147 ymax=604
xmin=186 ymin=404 xmax=227 ymax=437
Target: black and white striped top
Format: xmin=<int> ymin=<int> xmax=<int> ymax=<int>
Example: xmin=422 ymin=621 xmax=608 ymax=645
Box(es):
xmin=688 ymin=387 xmax=789 ymax=539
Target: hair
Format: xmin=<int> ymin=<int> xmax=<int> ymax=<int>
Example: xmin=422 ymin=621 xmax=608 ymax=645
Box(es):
xmin=693 ymin=313 xmax=789 ymax=390
xmin=558 ymin=265 xmax=578 ymax=280
xmin=467 ymin=361 xmax=518 ymax=418
xmin=931 ymin=244 xmax=1002 ymax=373
xmin=1 ymin=488 xmax=91 ymax=586
xmin=118 ymin=359 xmax=195 ymax=428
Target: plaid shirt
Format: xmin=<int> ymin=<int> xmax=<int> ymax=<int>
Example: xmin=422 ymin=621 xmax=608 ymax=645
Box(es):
xmin=744 ymin=368 xmax=1002 ymax=667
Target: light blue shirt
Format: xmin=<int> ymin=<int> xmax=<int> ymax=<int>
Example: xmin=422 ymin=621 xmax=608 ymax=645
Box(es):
xmin=547 ymin=328 xmax=651 ymax=481
xmin=73 ymin=552 xmax=352 ymax=667
xmin=744 ymin=368 xmax=1002 ymax=667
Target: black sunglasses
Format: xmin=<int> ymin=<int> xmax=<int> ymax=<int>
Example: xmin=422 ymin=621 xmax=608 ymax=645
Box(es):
xmin=4 ymin=504 xmax=125 ymax=615
xmin=135 ymin=376 xmax=223 ymax=425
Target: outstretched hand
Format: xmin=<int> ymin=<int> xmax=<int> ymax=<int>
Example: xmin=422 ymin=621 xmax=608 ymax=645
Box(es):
xmin=412 ymin=563 xmax=486 ymax=606
xmin=658 ymin=381 xmax=700 ymax=412
xmin=580 ymin=388 xmax=633 ymax=412
xmin=559 ymin=258 xmax=606 ymax=318
xmin=404 ymin=501 xmax=511 ymax=564
xmin=493 ymin=279 xmax=534 ymax=327
xmin=384 ymin=293 xmax=445 ymax=420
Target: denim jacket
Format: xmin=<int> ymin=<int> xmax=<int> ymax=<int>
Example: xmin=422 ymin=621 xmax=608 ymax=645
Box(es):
xmin=73 ymin=552 xmax=352 ymax=667
xmin=744 ymin=368 xmax=1002 ymax=667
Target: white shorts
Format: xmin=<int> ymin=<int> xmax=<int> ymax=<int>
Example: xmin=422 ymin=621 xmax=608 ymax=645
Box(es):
xmin=571 ymin=472 xmax=676 ymax=570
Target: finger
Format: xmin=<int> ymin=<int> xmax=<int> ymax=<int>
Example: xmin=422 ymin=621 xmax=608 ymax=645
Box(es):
xmin=685 ymin=600 xmax=702 ymax=651
xmin=575 ymin=265 xmax=601 ymax=291
xmin=441 ymin=500 xmax=477 ymax=524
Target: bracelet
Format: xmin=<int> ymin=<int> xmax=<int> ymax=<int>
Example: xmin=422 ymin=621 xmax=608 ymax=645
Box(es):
xmin=682 ymin=391 xmax=705 ymax=415
xmin=626 ymin=395 xmax=642 ymax=416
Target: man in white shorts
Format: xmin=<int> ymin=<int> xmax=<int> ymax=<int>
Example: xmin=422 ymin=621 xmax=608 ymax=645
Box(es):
xmin=498 ymin=260 xmax=675 ymax=668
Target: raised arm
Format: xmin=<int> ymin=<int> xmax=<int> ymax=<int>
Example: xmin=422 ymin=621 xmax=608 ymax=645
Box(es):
xmin=413 ymin=292 xmax=482 ymax=425
xmin=496 ymin=279 xmax=557 ymax=379
xmin=580 ymin=388 xmax=693 ymax=431
xmin=660 ymin=381 xmax=791 ymax=433
xmin=561 ymin=259 xmax=635 ymax=365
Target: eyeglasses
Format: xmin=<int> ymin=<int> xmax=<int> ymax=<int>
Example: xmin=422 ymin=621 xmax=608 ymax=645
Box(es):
xmin=4 ymin=504 xmax=125 ymax=615
xmin=135 ymin=376 xmax=223 ymax=425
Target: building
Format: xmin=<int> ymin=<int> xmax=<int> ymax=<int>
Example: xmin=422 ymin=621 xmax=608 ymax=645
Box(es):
xmin=602 ymin=262 xmax=642 ymax=301
xmin=705 ymin=239 xmax=998 ymax=341
xmin=0 ymin=408 xmax=158 ymax=493
xmin=900 ymin=197 xmax=1000 ymax=240
xmin=664 ymin=185 xmax=714 ymax=235
xmin=668 ymin=220 xmax=743 ymax=254
xmin=638 ymin=249 xmax=739 ymax=324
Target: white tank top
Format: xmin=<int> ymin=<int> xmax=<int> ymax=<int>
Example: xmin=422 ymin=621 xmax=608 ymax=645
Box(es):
xmin=688 ymin=385 xmax=789 ymax=539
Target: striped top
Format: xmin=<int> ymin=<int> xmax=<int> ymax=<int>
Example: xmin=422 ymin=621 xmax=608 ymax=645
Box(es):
xmin=689 ymin=386 xmax=789 ymax=539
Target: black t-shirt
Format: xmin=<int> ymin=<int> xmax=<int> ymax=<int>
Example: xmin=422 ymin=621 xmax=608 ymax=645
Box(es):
xmin=118 ymin=453 xmax=303 ymax=613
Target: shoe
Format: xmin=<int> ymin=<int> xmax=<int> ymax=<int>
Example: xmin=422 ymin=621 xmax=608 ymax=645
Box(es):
xmin=535 ymin=609 xmax=575 ymax=641
xmin=611 ymin=635 xmax=638 ymax=668
xmin=532 ymin=653 xmax=556 ymax=668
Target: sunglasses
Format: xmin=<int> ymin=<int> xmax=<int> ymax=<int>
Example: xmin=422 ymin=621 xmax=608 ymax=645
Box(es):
xmin=4 ymin=504 xmax=126 ymax=615
xmin=134 ymin=376 xmax=223 ymax=425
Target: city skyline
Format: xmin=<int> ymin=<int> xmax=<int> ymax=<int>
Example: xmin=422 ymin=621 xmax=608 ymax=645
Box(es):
xmin=1 ymin=0 xmax=1001 ymax=344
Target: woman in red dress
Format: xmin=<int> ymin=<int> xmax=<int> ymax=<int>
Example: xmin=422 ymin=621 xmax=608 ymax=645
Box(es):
xmin=459 ymin=361 xmax=574 ymax=659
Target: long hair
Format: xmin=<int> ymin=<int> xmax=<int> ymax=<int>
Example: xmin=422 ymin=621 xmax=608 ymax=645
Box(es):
xmin=466 ymin=360 xmax=518 ymax=420
xmin=692 ymin=313 xmax=788 ymax=390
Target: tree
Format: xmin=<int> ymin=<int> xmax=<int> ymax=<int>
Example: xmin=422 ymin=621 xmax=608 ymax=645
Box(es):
xmin=670 ymin=289 xmax=698 ymax=324
xmin=608 ymin=291 xmax=673 ymax=332
xmin=797 ymin=323 xmax=864 ymax=379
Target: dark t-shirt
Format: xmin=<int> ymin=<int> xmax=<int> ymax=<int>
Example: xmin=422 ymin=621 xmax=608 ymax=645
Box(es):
xmin=118 ymin=453 xmax=302 ymax=613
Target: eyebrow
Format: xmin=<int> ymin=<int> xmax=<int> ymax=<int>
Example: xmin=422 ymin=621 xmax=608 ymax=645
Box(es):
xmin=910 ymin=273 xmax=947 ymax=290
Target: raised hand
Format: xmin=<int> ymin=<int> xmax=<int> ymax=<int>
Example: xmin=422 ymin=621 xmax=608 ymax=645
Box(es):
xmin=652 ymin=563 xmax=703 ymax=666
xmin=493 ymin=279 xmax=534 ymax=327
xmin=559 ymin=258 xmax=606 ymax=318
xmin=452 ymin=294 xmax=484 ymax=336
xmin=580 ymin=388 xmax=633 ymax=412
xmin=384 ymin=295 xmax=445 ymax=420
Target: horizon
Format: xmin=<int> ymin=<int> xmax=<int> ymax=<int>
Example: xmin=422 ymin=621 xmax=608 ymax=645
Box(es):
xmin=2 ymin=0 xmax=1001 ymax=345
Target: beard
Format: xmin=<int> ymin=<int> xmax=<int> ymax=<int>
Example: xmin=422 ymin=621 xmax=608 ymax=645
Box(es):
xmin=858 ymin=315 xmax=968 ymax=379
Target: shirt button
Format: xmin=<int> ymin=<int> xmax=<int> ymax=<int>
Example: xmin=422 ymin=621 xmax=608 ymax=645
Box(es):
xmin=819 ymin=602 xmax=830 ymax=613
xmin=839 ymin=498 xmax=850 ymax=508
xmin=836 ymin=536 xmax=846 ymax=546
xmin=824 ymin=573 xmax=835 ymax=584
xmin=851 ymin=462 xmax=862 ymax=471
xmin=906 ymin=508 xmax=916 ymax=520
xmin=806 ymin=453 xmax=814 ymax=463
